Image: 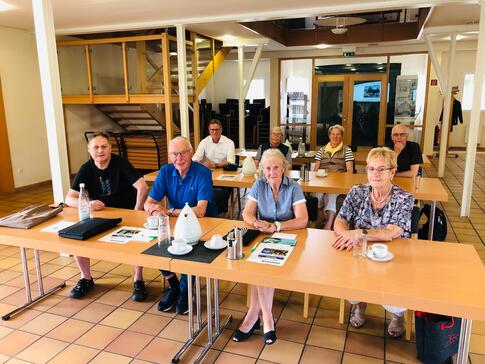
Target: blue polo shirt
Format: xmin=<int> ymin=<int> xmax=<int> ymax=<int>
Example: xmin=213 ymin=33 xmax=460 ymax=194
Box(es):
xmin=149 ymin=162 xmax=218 ymax=217
xmin=248 ymin=176 xmax=306 ymax=222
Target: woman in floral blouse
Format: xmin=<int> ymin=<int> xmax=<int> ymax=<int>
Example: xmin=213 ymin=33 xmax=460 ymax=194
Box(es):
xmin=332 ymin=147 xmax=414 ymax=338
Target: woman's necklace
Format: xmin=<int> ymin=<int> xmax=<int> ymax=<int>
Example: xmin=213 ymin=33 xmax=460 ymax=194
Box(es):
xmin=371 ymin=185 xmax=392 ymax=205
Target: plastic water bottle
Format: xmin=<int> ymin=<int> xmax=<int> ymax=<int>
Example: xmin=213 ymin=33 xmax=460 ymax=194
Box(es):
xmin=298 ymin=138 xmax=305 ymax=156
xmin=78 ymin=183 xmax=91 ymax=221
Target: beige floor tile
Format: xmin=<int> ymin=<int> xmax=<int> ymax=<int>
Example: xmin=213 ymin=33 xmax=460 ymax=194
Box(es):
xmin=0 ymin=306 xmax=42 ymax=329
xmin=385 ymin=339 xmax=421 ymax=363
xmin=73 ymin=301 xmax=116 ymax=323
xmin=4 ymin=357 xmax=32 ymax=363
xmin=220 ymin=293 xmax=248 ymax=312
xmin=16 ymin=337 xmax=68 ymax=363
xmin=28 ymin=293 xmax=64 ymax=312
xmin=137 ymin=337 xmax=197 ymax=363
xmin=224 ymin=333 xmax=265 ymax=358
xmin=99 ymin=307 xmax=143 ymax=329
xmin=469 ymin=353 xmax=485 ymax=364
xmin=0 ymin=286 xmax=20 ymax=301
xmin=215 ymin=351 xmax=256 ymax=364
xmin=19 ymin=312 xmax=67 ymax=335
xmin=314 ymin=308 xmax=348 ymax=330
xmin=275 ymin=319 xmax=310 ymax=344
xmin=348 ymin=316 xmax=385 ymax=337
xmin=96 ymin=289 xmax=131 ymax=306
xmin=344 ymin=332 xmax=384 ymax=359
xmin=49 ymin=344 xmax=99 ymax=364
xmin=89 ymin=351 xmax=132 ymax=364
xmin=471 ymin=334 xmax=485 ymax=354
xmin=259 ymin=338 xmax=304 ymax=364
xmin=307 ymin=325 xmax=346 ymax=351
xmin=0 ymin=271 xmax=21 ymax=284
xmin=47 ymin=297 xmax=93 ymax=317
xmin=0 ymin=330 xmax=40 ymax=356
xmin=105 ymin=330 xmax=153 ymax=357
xmin=279 ymin=303 xmax=317 ymax=325
xmin=90 ymin=261 xmax=120 ymax=273
xmin=341 ymin=352 xmax=384 ymax=364
xmin=120 ymin=293 xmax=159 ymax=312
xmin=46 ymin=318 xmax=94 ymax=342
xmin=47 ymin=266 xmax=80 ymax=280
xmin=0 ymin=327 xmax=13 ymax=341
xmin=75 ymin=324 xmax=123 ymax=349
xmin=158 ymin=318 xmax=189 ymax=342
xmin=299 ymin=345 xmax=342 ymax=364
xmin=128 ymin=312 xmax=171 ymax=336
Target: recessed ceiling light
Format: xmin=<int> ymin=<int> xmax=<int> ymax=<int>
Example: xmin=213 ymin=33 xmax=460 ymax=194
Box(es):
xmin=315 ymin=44 xmax=329 ymax=49
xmin=0 ymin=2 xmax=13 ymax=11
xmin=169 ymin=52 xmax=177 ymax=56
xmin=220 ymin=35 xmax=236 ymax=41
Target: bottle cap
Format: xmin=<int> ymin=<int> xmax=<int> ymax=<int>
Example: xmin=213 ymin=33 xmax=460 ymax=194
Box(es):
xmin=79 ymin=183 xmax=85 ymax=188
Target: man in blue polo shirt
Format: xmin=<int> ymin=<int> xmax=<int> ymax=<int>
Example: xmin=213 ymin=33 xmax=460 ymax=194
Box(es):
xmin=144 ymin=136 xmax=217 ymax=314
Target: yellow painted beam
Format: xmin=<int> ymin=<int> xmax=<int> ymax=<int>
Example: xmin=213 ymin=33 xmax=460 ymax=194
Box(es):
xmin=195 ymin=47 xmax=232 ymax=95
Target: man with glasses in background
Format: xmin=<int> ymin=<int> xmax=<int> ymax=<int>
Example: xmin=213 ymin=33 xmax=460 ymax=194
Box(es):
xmin=389 ymin=124 xmax=423 ymax=177
xmin=193 ymin=119 xmax=235 ymax=169
xmin=254 ymin=127 xmax=292 ymax=167
xmin=144 ymin=136 xmax=217 ymax=314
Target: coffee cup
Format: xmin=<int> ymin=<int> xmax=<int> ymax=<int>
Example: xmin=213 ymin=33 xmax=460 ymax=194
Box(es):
xmin=210 ymin=234 xmax=224 ymax=248
xmin=316 ymin=169 xmax=326 ymax=177
xmin=147 ymin=216 xmax=158 ymax=229
xmin=172 ymin=239 xmax=188 ymax=252
xmin=368 ymin=243 xmax=388 ymax=259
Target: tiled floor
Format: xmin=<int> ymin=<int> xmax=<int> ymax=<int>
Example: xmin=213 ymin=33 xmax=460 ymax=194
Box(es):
xmin=0 ymin=152 xmax=483 ymax=363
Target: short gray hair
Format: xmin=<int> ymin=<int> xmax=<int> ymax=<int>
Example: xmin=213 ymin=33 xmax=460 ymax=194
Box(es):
xmin=366 ymin=147 xmax=397 ymax=169
xmin=87 ymin=131 xmax=110 ymax=144
xmin=258 ymin=148 xmax=289 ymax=177
xmin=328 ymin=124 xmax=345 ymax=136
xmin=170 ymin=136 xmax=193 ymax=151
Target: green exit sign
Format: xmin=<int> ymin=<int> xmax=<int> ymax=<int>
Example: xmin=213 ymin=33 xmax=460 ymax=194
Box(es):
xmin=343 ymin=52 xmax=355 ymax=57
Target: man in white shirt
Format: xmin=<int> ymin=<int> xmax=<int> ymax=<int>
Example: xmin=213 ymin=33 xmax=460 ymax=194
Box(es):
xmin=193 ymin=119 xmax=235 ymax=169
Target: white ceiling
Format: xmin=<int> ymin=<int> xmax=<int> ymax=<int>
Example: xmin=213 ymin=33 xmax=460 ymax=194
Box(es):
xmin=0 ymin=0 xmax=480 ymax=50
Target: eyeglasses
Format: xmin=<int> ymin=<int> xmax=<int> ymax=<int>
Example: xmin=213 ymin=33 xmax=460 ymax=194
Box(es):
xmin=392 ymin=133 xmax=408 ymax=138
xmin=366 ymin=167 xmax=393 ymax=174
xmin=209 ymin=128 xmax=221 ymax=132
xmin=169 ymin=149 xmax=191 ymax=158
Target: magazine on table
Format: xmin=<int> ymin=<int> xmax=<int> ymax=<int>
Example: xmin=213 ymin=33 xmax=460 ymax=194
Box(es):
xmin=98 ymin=226 xmax=154 ymax=244
xmin=247 ymin=232 xmax=297 ymax=266
xmin=261 ymin=233 xmax=297 ymax=247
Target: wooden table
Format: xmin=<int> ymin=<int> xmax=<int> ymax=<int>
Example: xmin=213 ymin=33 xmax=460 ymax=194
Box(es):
xmin=173 ymin=220 xmax=485 ymax=364
xmin=0 ymin=210 xmax=483 ymax=363
xmin=354 ymin=150 xmax=432 ymax=167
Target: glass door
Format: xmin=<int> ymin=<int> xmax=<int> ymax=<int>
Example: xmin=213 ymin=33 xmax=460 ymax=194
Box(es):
xmin=348 ymin=74 xmax=387 ymax=148
xmin=311 ymin=75 xmax=348 ymax=148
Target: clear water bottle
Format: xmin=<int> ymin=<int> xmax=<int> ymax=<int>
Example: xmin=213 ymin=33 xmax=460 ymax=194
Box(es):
xmin=298 ymin=138 xmax=305 ymax=156
xmin=78 ymin=183 xmax=91 ymax=221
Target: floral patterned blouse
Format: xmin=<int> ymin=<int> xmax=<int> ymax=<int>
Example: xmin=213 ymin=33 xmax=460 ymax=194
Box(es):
xmin=337 ymin=184 xmax=414 ymax=238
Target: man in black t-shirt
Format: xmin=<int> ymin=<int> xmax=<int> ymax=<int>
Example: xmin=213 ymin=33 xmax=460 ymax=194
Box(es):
xmin=254 ymin=127 xmax=292 ymax=167
xmin=389 ymin=124 xmax=423 ymax=177
xmin=65 ymin=132 xmax=149 ymax=301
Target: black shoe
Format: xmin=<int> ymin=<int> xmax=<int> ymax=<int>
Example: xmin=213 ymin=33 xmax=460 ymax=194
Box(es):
xmin=132 ymin=280 xmax=148 ymax=302
xmin=176 ymin=291 xmax=189 ymax=315
xmin=157 ymin=287 xmax=179 ymax=312
xmin=232 ymin=317 xmax=260 ymax=342
xmin=264 ymin=330 xmax=277 ymax=345
xmin=70 ymin=278 xmax=94 ymax=299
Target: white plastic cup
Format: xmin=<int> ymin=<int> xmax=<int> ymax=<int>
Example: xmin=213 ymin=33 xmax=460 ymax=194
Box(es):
xmin=147 ymin=216 xmax=158 ymax=228
xmin=172 ymin=239 xmax=187 ymax=252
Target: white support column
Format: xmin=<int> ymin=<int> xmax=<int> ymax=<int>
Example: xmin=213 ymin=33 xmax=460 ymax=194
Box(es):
xmin=238 ymin=46 xmax=245 ymax=149
xmin=176 ymin=24 xmax=189 ymax=138
xmin=425 ymin=35 xmax=446 ymax=95
xmin=438 ymin=34 xmax=456 ymax=177
xmin=461 ymin=1 xmax=485 ymax=216
xmin=243 ymin=45 xmax=263 ymax=97
xmin=32 ymin=0 xmax=70 ymax=204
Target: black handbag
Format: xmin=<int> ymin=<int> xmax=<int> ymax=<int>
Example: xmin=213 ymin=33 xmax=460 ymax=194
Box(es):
xmin=415 ymin=311 xmax=461 ymax=364
xmin=58 ymin=217 xmax=122 ymax=240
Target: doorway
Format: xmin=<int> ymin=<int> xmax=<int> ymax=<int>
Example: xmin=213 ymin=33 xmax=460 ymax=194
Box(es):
xmin=311 ymin=73 xmax=387 ymax=149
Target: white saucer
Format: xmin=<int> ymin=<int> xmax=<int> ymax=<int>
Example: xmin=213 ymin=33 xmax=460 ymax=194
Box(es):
xmin=316 ymin=173 xmax=327 ymax=178
xmin=167 ymin=245 xmax=193 ymax=256
xmin=367 ymin=251 xmax=394 ymax=262
xmin=143 ymin=223 xmax=158 ymax=230
xmin=204 ymin=240 xmax=227 ymax=250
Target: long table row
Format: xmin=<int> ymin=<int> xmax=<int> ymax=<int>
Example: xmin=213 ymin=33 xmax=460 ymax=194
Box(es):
xmin=0 ymin=207 xmax=483 ymax=363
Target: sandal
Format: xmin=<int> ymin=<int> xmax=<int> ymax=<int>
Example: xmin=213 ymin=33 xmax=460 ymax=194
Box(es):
xmin=349 ymin=303 xmax=367 ymax=328
xmin=388 ymin=314 xmax=405 ymax=338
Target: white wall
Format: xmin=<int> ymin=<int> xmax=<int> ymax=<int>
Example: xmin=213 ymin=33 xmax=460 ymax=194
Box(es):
xmin=64 ymin=105 xmax=123 ymax=174
xmin=0 ymin=26 xmax=50 ymax=188
xmin=204 ymin=58 xmax=270 ymax=111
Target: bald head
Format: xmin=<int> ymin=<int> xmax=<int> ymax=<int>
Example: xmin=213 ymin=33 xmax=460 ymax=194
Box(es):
xmin=391 ymin=124 xmax=409 ymax=145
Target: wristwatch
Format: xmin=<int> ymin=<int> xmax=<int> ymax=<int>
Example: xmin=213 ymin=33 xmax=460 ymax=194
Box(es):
xmin=362 ymin=228 xmax=368 ymax=236
xmin=274 ymin=221 xmax=281 ymax=232
xmin=168 ymin=208 xmax=175 ymax=216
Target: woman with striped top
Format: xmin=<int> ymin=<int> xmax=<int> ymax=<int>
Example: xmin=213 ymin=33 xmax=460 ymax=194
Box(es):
xmin=314 ymin=124 xmax=354 ymax=230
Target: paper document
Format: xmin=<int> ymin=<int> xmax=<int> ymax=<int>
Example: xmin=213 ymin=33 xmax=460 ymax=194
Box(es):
xmin=217 ymin=175 xmax=238 ymax=181
xmin=247 ymin=243 xmax=294 ymax=266
xmin=98 ymin=226 xmax=155 ymax=244
xmin=41 ymin=221 xmax=76 ymax=233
